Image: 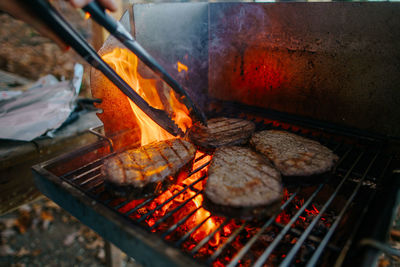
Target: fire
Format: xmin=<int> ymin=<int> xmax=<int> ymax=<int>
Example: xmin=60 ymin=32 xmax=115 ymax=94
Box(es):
xmin=118 ymin=152 xmax=221 ymax=250
xmin=84 ymin=12 xmax=91 ymax=20
xmin=101 ymin=48 xmax=220 ymax=253
xmin=175 ymin=152 xmax=221 ymax=246
xmin=102 ymin=48 xmax=192 ymax=145
xmin=177 ymin=61 xmax=188 ymax=73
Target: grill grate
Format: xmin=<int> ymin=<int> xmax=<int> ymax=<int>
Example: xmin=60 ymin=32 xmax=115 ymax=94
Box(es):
xmin=33 ymin=114 xmax=396 ymax=267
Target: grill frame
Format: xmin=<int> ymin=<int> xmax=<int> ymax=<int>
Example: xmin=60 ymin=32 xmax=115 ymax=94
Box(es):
xmin=32 ymin=107 xmax=398 ymax=267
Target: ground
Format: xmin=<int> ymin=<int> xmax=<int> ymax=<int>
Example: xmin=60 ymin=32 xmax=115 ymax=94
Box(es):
xmin=0 ymin=2 xmax=91 ymax=96
xmin=0 ymin=197 xmax=106 ymax=266
xmin=0 ymin=197 xmax=141 ymax=267
xmin=0 ymin=4 xmax=118 ymax=266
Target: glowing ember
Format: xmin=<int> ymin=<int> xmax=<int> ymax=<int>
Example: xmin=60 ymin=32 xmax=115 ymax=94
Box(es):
xmin=102 ymin=48 xmax=192 ymax=145
xmin=84 ymin=12 xmax=91 ymax=20
xmin=102 ymin=48 xmax=220 ymax=251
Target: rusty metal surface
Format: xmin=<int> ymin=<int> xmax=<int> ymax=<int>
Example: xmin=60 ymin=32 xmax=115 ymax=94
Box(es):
xmin=94 ymin=3 xmax=400 ymax=137
xmin=124 ymin=3 xmax=400 ymax=138
xmin=208 ymin=2 xmax=400 ymax=138
xmin=133 ymin=3 xmax=209 ymax=110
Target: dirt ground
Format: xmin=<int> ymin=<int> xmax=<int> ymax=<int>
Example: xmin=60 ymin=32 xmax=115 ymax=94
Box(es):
xmin=0 ymin=2 xmax=92 ymax=96
xmin=0 ymin=197 xmax=142 ymax=267
xmin=0 ymin=198 xmax=106 ymax=266
xmin=0 ymin=3 xmax=127 ymax=266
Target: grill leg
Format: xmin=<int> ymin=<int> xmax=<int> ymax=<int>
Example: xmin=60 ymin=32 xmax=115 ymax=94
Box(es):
xmin=105 ymin=241 xmax=122 ymax=267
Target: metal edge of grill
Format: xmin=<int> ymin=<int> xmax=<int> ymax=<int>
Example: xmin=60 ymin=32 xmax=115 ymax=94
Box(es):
xmin=32 ymin=106 xmax=399 ymax=267
xmin=32 ymin=150 xmax=203 ymax=267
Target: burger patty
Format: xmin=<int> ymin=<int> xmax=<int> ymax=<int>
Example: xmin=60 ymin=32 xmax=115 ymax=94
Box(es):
xmin=250 ymin=130 xmax=339 ymax=176
xmin=204 ymin=146 xmax=282 ymax=218
xmin=188 ymin=117 xmax=255 ymax=149
xmin=102 ymin=138 xmax=196 ymax=188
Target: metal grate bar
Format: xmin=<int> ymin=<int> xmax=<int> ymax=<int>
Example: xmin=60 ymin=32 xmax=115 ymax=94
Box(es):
xmin=137 ymin=174 xmax=207 ymax=223
xmin=149 ymin=190 xmax=203 ymax=230
xmin=103 ymin=199 xmax=113 ymax=205
xmin=88 ymin=184 xmax=104 ymax=196
xmin=125 ymin=197 xmax=156 ymax=216
xmin=306 ymin=152 xmax=381 ymax=267
xmin=175 ymin=213 xmax=212 ymax=247
xmin=37 ymin=111 xmax=396 ymax=267
xmin=253 ymin=149 xmax=363 ymax=267
xmin=251 ymin=180 xmax=330 ymax=267
xmin=194 ymin=152 xmax=211 ymax=163
xmin=162 ymin=206 xmax=202 ymax=239
xmin=273 ymin=222 xmax=340 ymax=252
xmin=143 ymin=157 xmax=210 ymax=214
xmin=279 ymin=151 xmax=373 ymax=266
xmin=88 ymin=181 xmax=105 ymax=193
xmin=208 ymin=222 xmax=248 ymax=263
xmin=113 ymin=199 xmax=132 ymax=210
xmin=190 ymin=219 xmax=229 ymax=255
xmin=70 ymin=165 xmax=102 ymax=181
xmin=226 ymin=190 xmax=300 ymax=267
xmin=61 ymin=155 xmax=110 ymax=180
xmin=190 ymin=160 xmax=211 ymax=176
xmin=334 ymin=156 xmax=394 ymax=267
xmin=81 ymin=179 xmax=106 ymax=192
xmin=78 ymin=173 xmax=102 ymax=186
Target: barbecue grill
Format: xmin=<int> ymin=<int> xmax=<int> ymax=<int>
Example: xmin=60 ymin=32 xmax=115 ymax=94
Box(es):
xmin=33 ymin=2 xmax=400 ymax=267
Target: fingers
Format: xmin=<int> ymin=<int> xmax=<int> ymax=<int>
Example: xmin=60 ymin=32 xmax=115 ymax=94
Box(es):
xmin=97 ymin=0 xmax=117 ymax=12
xmin=68 ymin=0 xmax=117 ymax=12
xmin=69 ymin=0 xmax=92 ymax=8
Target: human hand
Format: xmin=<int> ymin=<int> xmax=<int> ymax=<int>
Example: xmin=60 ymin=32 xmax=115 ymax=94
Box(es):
xmin=68 ymin=0 xmax=117 ymax=12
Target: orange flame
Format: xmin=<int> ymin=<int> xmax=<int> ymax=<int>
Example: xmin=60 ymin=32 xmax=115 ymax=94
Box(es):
xmin=84 ymin=12 xmax=91 ymax=20
xmin=102 ymin=48 xmax=192 ymax=145
xmin=177 ymin=61 xmax=188 ymax=73
xmin=180 ymin=153 xmax=220 ymax=246
xmin=102 ymin=49 xmax=218 ymax=248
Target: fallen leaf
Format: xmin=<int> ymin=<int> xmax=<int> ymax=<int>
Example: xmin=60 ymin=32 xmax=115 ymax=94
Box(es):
xmin=0 ymin=244 xmax=15 ymax=256
xmin=40 ymin=210 xmax=54 ymax=222
xmin=85 ymin=239 xmax=104 ymax=250
xmin=44 ymin=200 xmax=61 ymax=210
xmin=61 ymin=216 xmax=69 ymax=223
xmin=97 ymin=248 xmax=105 ymax=262
xmin=1 ymin=228 xmax=17 ymax=238
xmin=63 ymin=231 xmax=78 ymax=246
xmin=32 ymin=203 xmax=42 ymax=216
xmin=16 ymin=247 xmax=30 ymax=257
xmin=378 ymin=258 xmax=390 ymax=267
xmin=32 ymin=249 xmax=41 ymax=256
xmin=0 ymin=218 xmax=17 ymax=229
xmin=31 ymin=218 xmax=40 ymax=230
xmin=15 ymin=211 xmax=31 ymax=234
xmin=18 ymin=205 xmax=31 ymax=213
xmin=42 ymin=220 xmax=51 ymax=230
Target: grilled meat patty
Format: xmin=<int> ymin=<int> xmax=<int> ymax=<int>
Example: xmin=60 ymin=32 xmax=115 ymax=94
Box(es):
xmin=250 ymin=130 xmax=339 ymax=176
xmin=188 ymin=117 xmax=255 ymax=149
xmin=102 ymin=139 xmax=196 ymax=189
xmin=204 ymin=146 xmax=282 ymax=219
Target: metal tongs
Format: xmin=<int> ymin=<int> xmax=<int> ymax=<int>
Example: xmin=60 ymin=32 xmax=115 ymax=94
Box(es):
xmin=23 ymin=0 xmax=207 ymax=137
